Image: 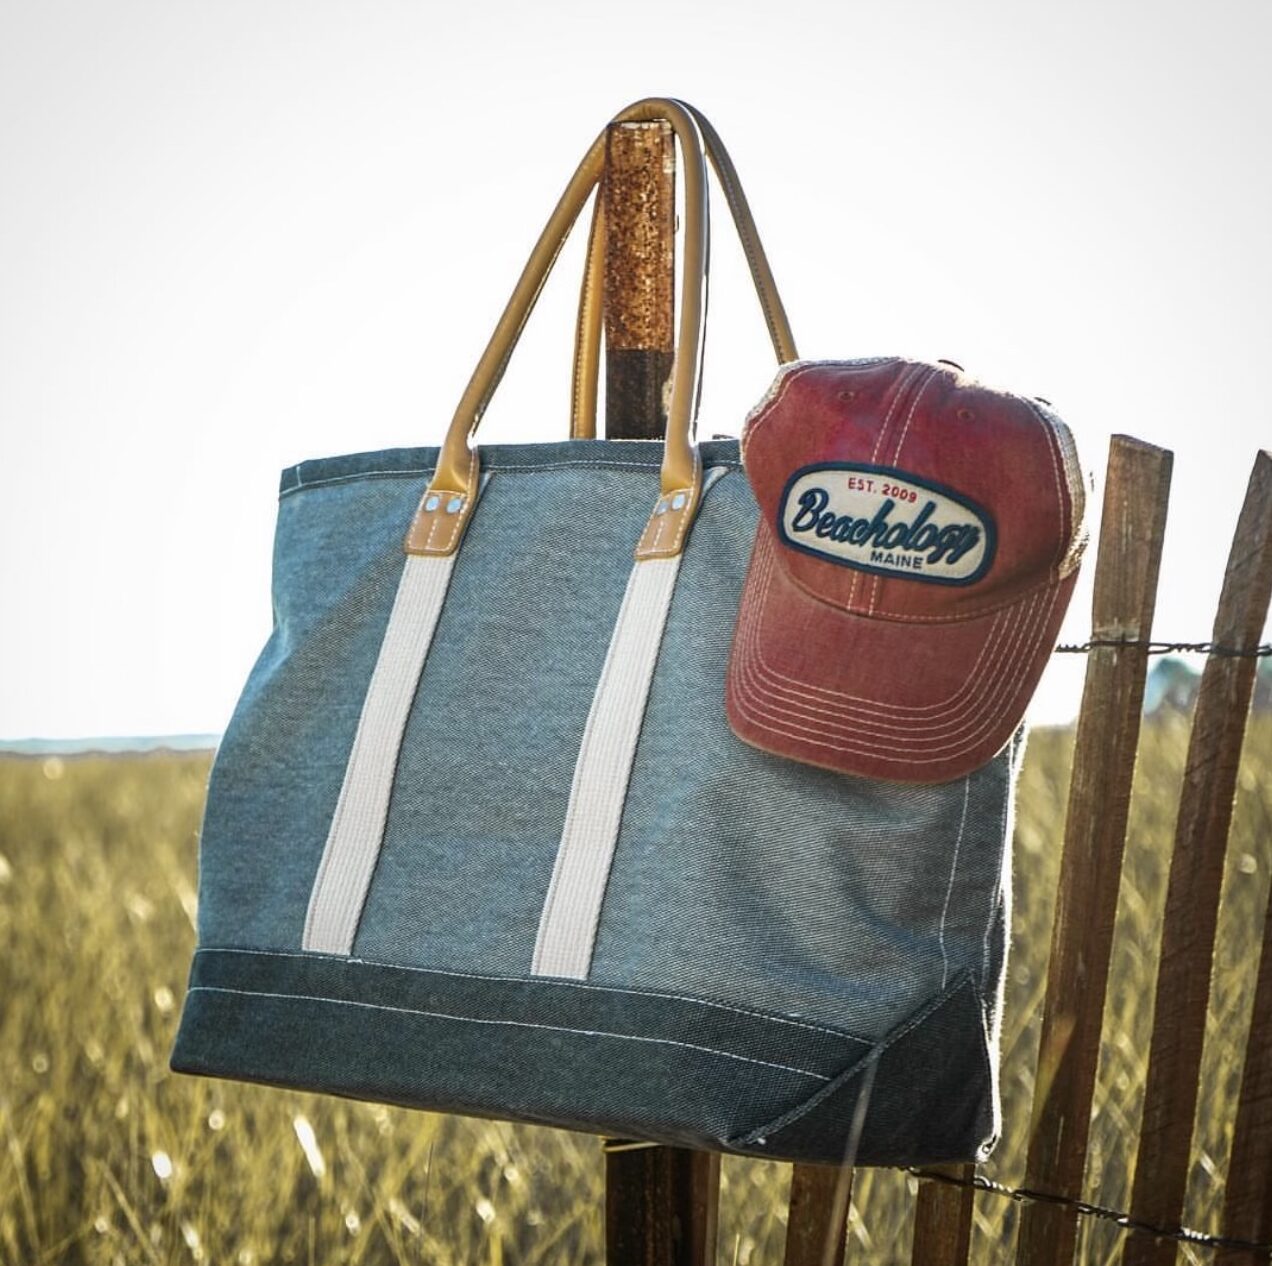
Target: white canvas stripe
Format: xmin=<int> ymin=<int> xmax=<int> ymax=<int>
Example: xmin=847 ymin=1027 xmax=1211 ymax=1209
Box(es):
xmin=303 ymin=476 xmax=489 ymax=955
xmin=531 ymin=465 xmax=728 ymax=980
xmin=530 ymin=554 xmax=683 ymax=979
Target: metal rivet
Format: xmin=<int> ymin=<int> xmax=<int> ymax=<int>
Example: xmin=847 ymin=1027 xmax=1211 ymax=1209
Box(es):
xmin=445 ymin=497 xmax=463 ymax=514
xmin=671 ymin=492 xmax=687 ymax=511
xmin=655 ymin=500 xmax=668 ymax=515
xmin=424 ymin=494 xmax=440 ymax=512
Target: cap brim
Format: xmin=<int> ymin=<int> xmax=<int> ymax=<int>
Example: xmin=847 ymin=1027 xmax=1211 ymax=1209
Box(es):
xmin=725 ymin=520 xmax=1075 ymax=784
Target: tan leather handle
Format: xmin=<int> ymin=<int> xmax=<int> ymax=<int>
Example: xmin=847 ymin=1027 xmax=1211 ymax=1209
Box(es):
xmin=570 ymin=100 xmax=798 ymax=440
xmin=570 ymin=191 xmax=606 ymax=445
xmin=407 ymin=98 xmax=712 ymax=558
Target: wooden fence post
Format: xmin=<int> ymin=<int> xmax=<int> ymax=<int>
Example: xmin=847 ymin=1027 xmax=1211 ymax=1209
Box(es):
xmin=1123 ymin=450 xmax=1272 ymax=1266
xmin=589 ymin=120 xmax=1272 ymax=1266
xmin=599 ymin=117 xmax=720 ymax=1266
xmin=1217 ymin=882 xmax=1272 ymax=1266
xmin=1014 ymin=436 xmax=1174 ymax=1266
xmin=1218 ymin=641 xmax=1272 ymax=1266
xmin=910 ymin=1165 xmax=975 ymax=1266
xmin=784 ymin=1163 xmax=853 ymax=1266
xmin=601 ymin=119 xmax=676 ymax=441
xmin=605 ymin=1144 xmax=721 ymax=1266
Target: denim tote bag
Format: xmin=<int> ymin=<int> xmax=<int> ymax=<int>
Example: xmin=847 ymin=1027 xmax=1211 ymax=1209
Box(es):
xmin=171 ymin=99 xmax=1015 ymax=1167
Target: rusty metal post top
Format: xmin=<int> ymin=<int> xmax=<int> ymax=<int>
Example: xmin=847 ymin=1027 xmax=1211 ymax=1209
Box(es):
xmin=603 ymin=119 xmax=676 ymax=442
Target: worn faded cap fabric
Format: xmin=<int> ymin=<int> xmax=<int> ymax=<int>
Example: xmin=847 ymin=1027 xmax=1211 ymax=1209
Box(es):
xmin=725 ymin=357 xmax=1088 ymax=784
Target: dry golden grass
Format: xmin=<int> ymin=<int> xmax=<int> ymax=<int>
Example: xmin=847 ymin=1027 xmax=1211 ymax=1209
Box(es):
xmin=0 ymin=718 xmax=1268 ymax=1265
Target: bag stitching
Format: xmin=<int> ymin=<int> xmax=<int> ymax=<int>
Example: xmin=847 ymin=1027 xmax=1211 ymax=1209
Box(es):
xmin=279 ymin=459 xmax=743 ymax=500
xmin=981 ymin=745 xmax=1017 ymax=987
xmin=937 ymin=778 xmax=973 ymax=991
xmin=193 ymin=946 xmax=869 ymax=1041
xmin=732 ymin=969 xmax=983 ymax=1146
xmin=301 ymin=552 xmax=438 ymax=947
xmin=669 ymin=448 xmax=704 ymax=553
xmin=187 ymin=984 xmax=833 ymax=1081
xmin=530 ymin=561 xmax=644 ymax=973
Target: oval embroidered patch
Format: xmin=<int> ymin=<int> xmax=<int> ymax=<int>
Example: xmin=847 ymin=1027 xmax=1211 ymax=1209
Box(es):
xmin=776 ymin=462 xmax=997 ymax=585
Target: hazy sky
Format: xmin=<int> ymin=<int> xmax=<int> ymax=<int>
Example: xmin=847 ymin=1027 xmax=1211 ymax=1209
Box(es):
xmin=2 ymin=0 xmax=1269 ymax=739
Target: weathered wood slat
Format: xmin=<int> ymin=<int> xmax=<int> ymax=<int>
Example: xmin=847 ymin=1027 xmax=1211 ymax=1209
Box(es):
xmin=1123 ymin=450 xmax=1272 ymax=1266
xmin=605 ymin=1147 xmax=719 ymax=1266
xmin=911 ymin=1165 xmax=975 ymax=1266
xmin=1217 ymin=805 xmax=1272 ymax=1266
xmin=599 ymin=116 xmax=719 ymax=1266
xmin=784 ymin=1163 xmax=853 ymax=1266
xmin=1014 ymin=436 xmax=1174 ymax=1266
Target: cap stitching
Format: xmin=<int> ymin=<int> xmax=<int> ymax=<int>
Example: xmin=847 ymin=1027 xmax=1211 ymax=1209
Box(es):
xmin=741 ymin=537 xmax=1050 ymax=730
xmin=729 ymin=646 xmax=1037 ymax=759
xmin=729 ymin=584 xmax=1058 ymax=757
xmin=1017 ymin=395 xmax=1068 ymax=572
xmin=868 ymin=573 xmax=1064 ymax=621
xmin=867 ymin=363 xmax=922 ymax=464
xmin=888 ymin=364 xmax=944 ymax=465
xmin=738 ymin=574 xmax=1050 ymax=741
xmin=738 ymin=527 xmax=1011 ymax=714
xmin=1023 ymin=397 xmax=1088 ymax=577
xmin=851 ymin=362 xmax=925 ymax=610
xmin=739 ymin=362 xmax=823 ymax=462
xmin=740 ymin=357 xmax=902 ymax=461
xmin=869 ymin=365 xmax=942 ymax=615
xmin=762 ymin=516 xmax=1067 ymax=624
xmin=740 ymin=526 xmax=1062 ymax=728
xmin=739 ymin=359 xmax=917 ymax=611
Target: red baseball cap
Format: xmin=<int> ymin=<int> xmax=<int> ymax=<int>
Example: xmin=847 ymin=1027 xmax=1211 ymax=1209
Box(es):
xmin=725 ymin=357 xmax=1088 ymax=784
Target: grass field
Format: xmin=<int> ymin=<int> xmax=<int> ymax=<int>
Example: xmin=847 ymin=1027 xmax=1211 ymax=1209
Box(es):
xmin=0 ymin=717 xmax=1269 ymax=1265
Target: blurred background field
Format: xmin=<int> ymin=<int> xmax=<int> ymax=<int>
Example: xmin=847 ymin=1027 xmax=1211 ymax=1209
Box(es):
xmin=0 ymin=715 xmax=1269 ymax=1266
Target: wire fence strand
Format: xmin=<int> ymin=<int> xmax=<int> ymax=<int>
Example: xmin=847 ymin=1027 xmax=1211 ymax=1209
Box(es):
xmin=607 ymin=629 xmax=1271 ymax=1255
xmin=1055 ymin=639 xmax=1271 ymax=657
xmin=906 ymin=1167 xmax=1272 ymax=1254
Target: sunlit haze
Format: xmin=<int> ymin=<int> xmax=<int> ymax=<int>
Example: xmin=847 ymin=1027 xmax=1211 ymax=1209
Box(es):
xmin=2 ymin=0 xmax=1269 ymax=741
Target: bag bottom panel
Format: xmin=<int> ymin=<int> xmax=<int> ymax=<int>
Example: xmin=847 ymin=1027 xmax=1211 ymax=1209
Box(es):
xmin=170 ymin=948 xmax=994 ymax=1165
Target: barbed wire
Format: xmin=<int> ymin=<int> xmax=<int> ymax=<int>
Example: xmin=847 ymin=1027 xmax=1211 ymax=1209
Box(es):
xmin=906 ymin=1166 xmax=1271 ymax=1254
xmin=912 ymin=630 xmax=1269 ymax=1251
xmin=1055 ymin=639 xmax=1271 ymax=658
xmin=602 ymin=1144 xmax=1271 ymax=1252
